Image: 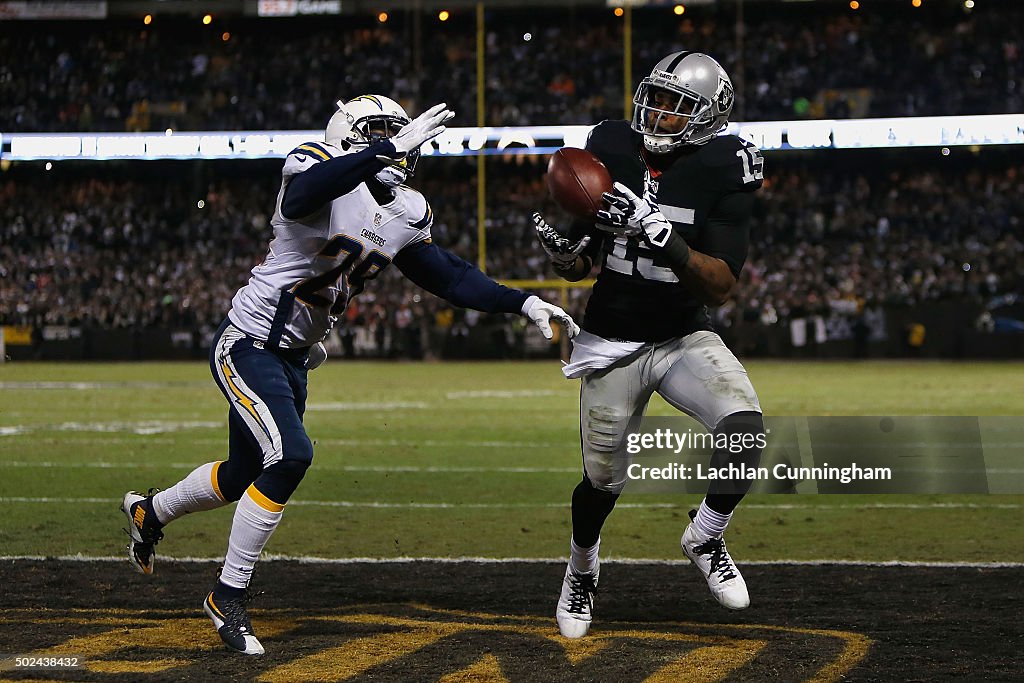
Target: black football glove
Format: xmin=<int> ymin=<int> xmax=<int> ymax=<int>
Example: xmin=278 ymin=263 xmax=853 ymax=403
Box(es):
xmin=533 ymin=212 xmax=591 ymax=269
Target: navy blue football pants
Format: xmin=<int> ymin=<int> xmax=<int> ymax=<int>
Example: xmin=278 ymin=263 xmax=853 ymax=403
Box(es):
xmin=208 ymin=319 xmax=314 ymax=506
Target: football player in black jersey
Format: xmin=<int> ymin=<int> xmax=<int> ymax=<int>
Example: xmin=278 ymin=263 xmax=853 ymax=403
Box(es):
xmin=533 ymin=51 xmax=766 ymax=638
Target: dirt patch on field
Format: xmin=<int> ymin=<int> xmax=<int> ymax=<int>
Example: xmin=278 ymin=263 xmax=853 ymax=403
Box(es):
xmin=0 ymin=560 xmax=1019 ymax=681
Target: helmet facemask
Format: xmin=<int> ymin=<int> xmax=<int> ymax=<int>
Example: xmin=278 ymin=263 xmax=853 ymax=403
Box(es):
xmin=325 ymin=95 xmax=417 ymax=187
xmin=630 ymin=53 xmax=734 ymax=153
xmin=355 ymin=115 xmax=416 ymax=187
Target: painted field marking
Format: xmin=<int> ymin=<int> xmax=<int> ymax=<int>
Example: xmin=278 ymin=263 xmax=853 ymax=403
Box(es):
xmin=444 ymin=389 xmax=561 ymax=399
xmin=1 ymin=555 xmax=1022 ymax=567
xmin=0 ymin=495 xmax=1019 ymax=510
xmin=0 ymin=421 xmax=221 ymax=436
xmin=0 ymin=461 xmax=579 ymax=473
xmin=0 ymin=435 xmax=559 ymax=448
xmin=306 ymin=401 xmax=430 ymax=411
xmin=0 ymin=605 xmax=869 ymax=683
xmin=0 ymin=381 xmax=205 ymax=390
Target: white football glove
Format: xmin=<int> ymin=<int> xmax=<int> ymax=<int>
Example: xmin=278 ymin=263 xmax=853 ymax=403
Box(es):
xmin=379 ymin=103 xmax=455 ymax=161
xmin=532 ymin=213 xmax=591 ymax=269
xmin=595 ymin=181 xmax=673 ymax=248
xmin=522 ymin=295 xmax=580 ymax=340
xmin=306 ymin=342 xmax=327 ymax=370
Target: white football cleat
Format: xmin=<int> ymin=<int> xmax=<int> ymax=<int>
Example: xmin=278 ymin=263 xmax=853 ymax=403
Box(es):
xmin=681 ymin=510 xmax=749 ymax=610
xmin=555 ymin=561 xmax=599 ymax=638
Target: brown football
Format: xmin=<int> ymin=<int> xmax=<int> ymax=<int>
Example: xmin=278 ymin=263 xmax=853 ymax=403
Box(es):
xmin=545 ymin=147 xmax=613 ymax=218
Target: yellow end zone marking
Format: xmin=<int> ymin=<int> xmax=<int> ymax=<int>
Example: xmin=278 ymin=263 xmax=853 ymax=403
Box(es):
xmin=87 ymin=659 xmax=189 ymax=674
xmin=546 ymin=634 xmax=611 ymax=665
xmin=18 ymin=616 xmax=299 ymax=675
xmin=646 ymin=642 xmax=767 ymax=683
xmin=259 ymin=623 xmax=461 ymax=682
xmin=1 ymin=606 xmax=872 ymax=682
xmin=439 ymin=653 xmax=507 ymax=683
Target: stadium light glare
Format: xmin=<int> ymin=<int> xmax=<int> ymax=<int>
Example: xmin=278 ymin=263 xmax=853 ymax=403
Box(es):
xmin=143 ymin=14 xmax=152 ymax=25
xmin=378 ymin=12 xmax=388 ymax=23
xmin=674 ymin=5 xmax=685 ymax=15
xmin=438 ymin=10 xmax=449 ymax=21
xmin=614 ymin=7 xmax=624 ymax=17
xmin=202 ymin=14 xmax=213 ymax=25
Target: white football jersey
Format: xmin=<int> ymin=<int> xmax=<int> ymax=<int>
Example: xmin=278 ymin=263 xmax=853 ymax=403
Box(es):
xmin=228 ymin=141 xmax=433 ymax=348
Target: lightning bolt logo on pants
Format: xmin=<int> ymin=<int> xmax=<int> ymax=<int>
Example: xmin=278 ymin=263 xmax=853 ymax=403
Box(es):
xmin=221 ymin=361 xmax=271 ymax=439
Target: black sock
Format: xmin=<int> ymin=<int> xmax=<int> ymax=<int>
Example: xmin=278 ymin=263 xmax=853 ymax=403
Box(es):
xmin=706 ymin=411 xmax=765 ymax=515
xmin=571 ymin=477 xmax=619 ymax=548
xmin=141 ymin=497 xmax=164 ymax=531
xmin=213 ymin=580 xmax=247 ymax=600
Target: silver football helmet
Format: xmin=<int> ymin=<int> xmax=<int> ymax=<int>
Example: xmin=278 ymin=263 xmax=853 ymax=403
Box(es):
xmin=631 ymin=51 xmax=734 ymax=153
xmin=325 ymin=94 xmax=415 ymax=186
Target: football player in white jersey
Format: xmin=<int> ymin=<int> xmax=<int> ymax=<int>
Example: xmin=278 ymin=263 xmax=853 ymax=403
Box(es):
xmin=121 ymin=95 xmax=579 ymax=655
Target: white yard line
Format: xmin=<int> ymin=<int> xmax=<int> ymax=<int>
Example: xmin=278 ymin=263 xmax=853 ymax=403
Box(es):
xmin=0 ymin=381 xmax=204 ymax=390
xmin=0 ymin=461 xmax=579 ymax=473
xmin=0 ymin=496 xmax=1018 ymax=510
xmin=306 ymin=402 xmax=430 ymax=411
xmin=0 ymin=554 xmax=1020 ymax=568
xmin=0 ymin=421 xmax=221 ymax=436
xmin=444 ymin=390 xmax=560 ymax=399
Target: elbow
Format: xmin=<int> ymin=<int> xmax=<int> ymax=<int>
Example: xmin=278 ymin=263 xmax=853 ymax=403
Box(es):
xmin=702 ymin=280 xmax=736 ymax=307
xmin=281 ymin=194 xmax=307 ymax=221
xmin=706 ymin=292 xmax=731 ymax=307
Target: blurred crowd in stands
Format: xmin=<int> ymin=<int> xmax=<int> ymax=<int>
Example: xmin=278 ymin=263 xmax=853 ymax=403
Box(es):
xmin=3 ymin=152 xmax=1021 ymax=358
xmin=2 ymin=1 xmax=1021 ymax=132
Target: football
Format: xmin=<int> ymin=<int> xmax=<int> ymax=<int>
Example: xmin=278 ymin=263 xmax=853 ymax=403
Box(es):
xmin=545 ymin=147 xmax=613 ymax=218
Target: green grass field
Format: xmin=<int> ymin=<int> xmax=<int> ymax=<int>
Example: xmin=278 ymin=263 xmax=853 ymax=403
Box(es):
xmin=1 ymin=361 xmax=1022 ymax=562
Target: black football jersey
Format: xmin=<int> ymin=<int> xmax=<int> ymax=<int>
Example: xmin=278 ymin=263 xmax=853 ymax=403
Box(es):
xmin=578 ymin=120 xmax=763 ymax=343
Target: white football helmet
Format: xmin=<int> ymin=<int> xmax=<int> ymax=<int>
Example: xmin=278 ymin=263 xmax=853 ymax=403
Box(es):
xmin=631 ymin=51 xmax=734 ymax=153
xmin=325 ymin=95 xmax=415 ymax=186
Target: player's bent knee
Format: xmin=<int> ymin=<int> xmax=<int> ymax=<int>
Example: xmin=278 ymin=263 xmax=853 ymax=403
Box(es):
xmin=583 ymin=465 xmax=628 ymax=495
xmin=254 ymin=458 xmax=310 ymax=504
xmin=217 ymin=459 xmax=264 ymax=502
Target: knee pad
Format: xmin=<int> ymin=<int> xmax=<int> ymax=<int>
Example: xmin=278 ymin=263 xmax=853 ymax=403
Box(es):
xmin=584 ymin=405 xmax=628 ymax=454
xmin=254 ymin=458 xmax=310 ymax=505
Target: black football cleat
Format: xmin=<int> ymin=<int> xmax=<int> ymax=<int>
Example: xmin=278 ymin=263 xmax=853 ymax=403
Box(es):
xmin=204 ymin=587 xmax=265 ymax=655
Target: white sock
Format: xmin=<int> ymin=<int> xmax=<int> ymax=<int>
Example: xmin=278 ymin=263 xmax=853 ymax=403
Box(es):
xmin=693 ymin=500 xmax=732 ymax=538
xmin=569 ymin=537 xmax=600 ymax=575
xmin=218 ymin=485 xmax=284 ymax=589
xmin=151 ymin=461 xmax=228 ymax=525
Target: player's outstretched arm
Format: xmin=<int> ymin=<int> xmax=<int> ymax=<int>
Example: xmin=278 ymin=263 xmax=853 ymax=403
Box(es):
xmin=393 ymin=241 xmax=579 ymax=339
xmin=281 ymin=142 xmax=397 ymax=219
xmin=532 ymin=213 xmax=594 ymax=282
